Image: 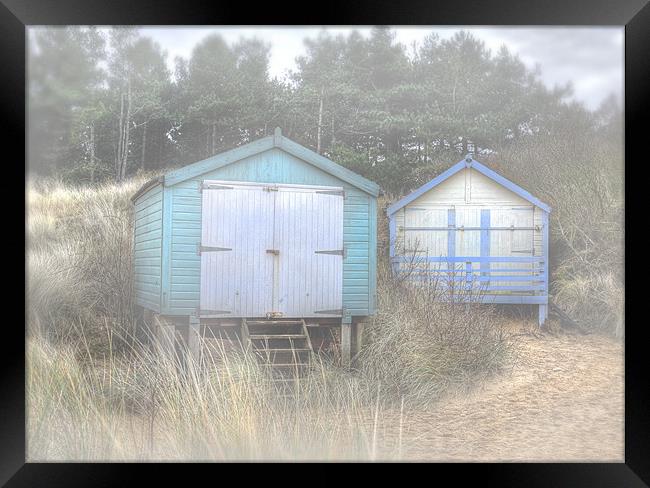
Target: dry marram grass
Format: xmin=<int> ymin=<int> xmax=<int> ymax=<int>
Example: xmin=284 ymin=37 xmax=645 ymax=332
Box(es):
xmin=26 ymin=176 xmax=622 ymax=461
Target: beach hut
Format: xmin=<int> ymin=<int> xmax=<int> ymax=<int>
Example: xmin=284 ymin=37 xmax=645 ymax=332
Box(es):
xmin=131 ymin=128 xmax=379 ymax=365
xmin=387 ymin=154 xmax=551 ymax=325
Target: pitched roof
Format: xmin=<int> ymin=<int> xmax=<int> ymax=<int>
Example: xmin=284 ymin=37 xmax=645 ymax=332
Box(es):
xmin=386 ymin=155 xmax=551 ymax=215
xmin=130 ymin=176 xmax=163 ymax=202
xmin=157 ymin=128 xmax=380 ymax=196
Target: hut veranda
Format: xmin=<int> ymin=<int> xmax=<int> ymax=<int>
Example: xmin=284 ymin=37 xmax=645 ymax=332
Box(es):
xmin=131 ymin=128 xmax=379 ymax=366
xmin=387 ymin=154 xmax=551 ymax=326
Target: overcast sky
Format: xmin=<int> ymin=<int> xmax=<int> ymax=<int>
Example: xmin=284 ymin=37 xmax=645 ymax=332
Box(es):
xmin=139 ymin=26 xmax=623 ymax=111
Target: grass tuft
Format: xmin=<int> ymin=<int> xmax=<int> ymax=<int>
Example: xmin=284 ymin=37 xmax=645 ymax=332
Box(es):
xmin=27 ymin=176 xmax=514 ymax=460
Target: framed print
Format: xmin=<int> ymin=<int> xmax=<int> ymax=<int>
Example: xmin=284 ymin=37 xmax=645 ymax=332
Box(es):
xmin=3 ymin=0 xmax=648 ymax=484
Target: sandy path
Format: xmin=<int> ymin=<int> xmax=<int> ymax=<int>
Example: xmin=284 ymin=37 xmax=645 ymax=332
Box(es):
xmin=379 ymin=328 xmax=624 ymax=461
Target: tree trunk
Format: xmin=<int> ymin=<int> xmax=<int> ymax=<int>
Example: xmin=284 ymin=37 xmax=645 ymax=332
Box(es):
xmin=211 ymin=122 xmax=217 ymax=155
xmin=120 ymin=81 xmax=132 ymax=181
xmin=452 ymin=73 xmax=458 ymax=113
xmin=141 ymin=121 xmax=147 ymax=171
xmin=316 ymin=86 xmax=324 ymax=154
xmin=116 ymin=93 xmax=124 ymax=181
xmin=89 ymin=123 xmax=95 ymax=184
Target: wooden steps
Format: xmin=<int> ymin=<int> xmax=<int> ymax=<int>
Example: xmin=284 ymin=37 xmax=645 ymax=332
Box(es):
xmin=256 ymin=348 xmax=311 ymax=353
xmin=246 ymin=320 xmax=307 ymax=325
xmin=242 ymin=318 xmax=314 ymax=383
xmin=249 ymin=334 xmax=307 ymax=339
xmin=261 ymin=363 xmax=309 ymax=368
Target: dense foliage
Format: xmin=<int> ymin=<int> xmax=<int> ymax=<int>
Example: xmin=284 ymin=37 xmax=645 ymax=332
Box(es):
xmin=29 ymin=28 xmax=619 ymax=191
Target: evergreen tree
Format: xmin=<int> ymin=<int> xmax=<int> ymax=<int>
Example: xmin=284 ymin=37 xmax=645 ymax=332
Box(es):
xmin=26 ymin=26 xmax=621 ymax=199
xmin=28 ymin=27 xmax=105 ymax=177
xmin=106 ymin=29 xmax=172 ymax=181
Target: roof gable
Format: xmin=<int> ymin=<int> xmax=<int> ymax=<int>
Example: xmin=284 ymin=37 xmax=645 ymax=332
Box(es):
xmin=386 ymin=156 xmax=551 ymax=215
xmin=161 ymin=128 xmax=380 ymax=196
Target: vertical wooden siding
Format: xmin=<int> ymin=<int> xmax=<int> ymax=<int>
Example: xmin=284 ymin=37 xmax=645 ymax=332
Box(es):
xmin=163 ymin=148 xmax=376 ymax=318
xmin=133 ymin=183 xmax=163 ymax=311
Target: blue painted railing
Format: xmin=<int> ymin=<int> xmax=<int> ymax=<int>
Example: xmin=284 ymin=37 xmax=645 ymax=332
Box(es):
xmin=392 ymin=256 xmax=543 ymax=263
xmin=391 ymin=255 xmax=546 ymax=298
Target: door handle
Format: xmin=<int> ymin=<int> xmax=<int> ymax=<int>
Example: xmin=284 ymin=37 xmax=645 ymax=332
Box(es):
xmin=266 ymin=249 xmax=280 ymax=255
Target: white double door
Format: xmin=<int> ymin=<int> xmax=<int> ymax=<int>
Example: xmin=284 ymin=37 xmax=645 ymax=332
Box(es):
xmin=402 ymin=205 xmax=535 ymax=257
xmin=199 ymin=180 xmax=344 ymax=318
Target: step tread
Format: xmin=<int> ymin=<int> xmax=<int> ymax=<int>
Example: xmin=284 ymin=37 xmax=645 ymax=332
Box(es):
xmin=262 ymin=363 xmax=309 ymax=368
xmin=246 ymin=320 xmax=305 ymax=325
xmin=249 ymin=334 xmax=308 ymax=339
xmin=253 ymin=348 xmax=311 ymax=353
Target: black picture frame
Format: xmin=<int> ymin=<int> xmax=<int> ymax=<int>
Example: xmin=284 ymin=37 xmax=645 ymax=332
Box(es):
xmin=4 ymin=0 xmax=648 ymax=485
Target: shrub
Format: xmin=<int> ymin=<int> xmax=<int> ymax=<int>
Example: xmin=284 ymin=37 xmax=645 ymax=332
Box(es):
xmin=490 ymin=132 xmax=624 ymax=336
xmin=357 ymin=263 xmax=514 ymax=405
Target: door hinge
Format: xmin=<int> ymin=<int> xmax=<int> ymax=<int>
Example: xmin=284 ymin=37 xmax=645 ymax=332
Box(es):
xmin=314 ymin=308 xmax=344 ymax=315
xmin=316 ymin=189 xmax=345 ymax=197
xmin=200 ymin=183 xmax=234 ymax=192
xmin=197 ymin=244 xmax=233 ymax=255
xmin=197 ymin=309 xmax=231 ymax=315
xmin=315 ymin=248 xmax=345 ymax=257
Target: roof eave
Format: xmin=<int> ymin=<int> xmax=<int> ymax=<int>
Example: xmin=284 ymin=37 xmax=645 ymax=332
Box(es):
xmin=163 ymin=136 xmax=275 ymax=187
xmin=160 ymin=132 xmax=380 ymax=197
xmin=386 ymin=158 xmax=551 ymax=216
xmin=471 ymin=161 xmax=551 ymax=213
xmin=130 ymin=176 xmax=164 ymax=203
xmin=386 ymin=159 xmax=466 ymax=215
xmin=277 ymin=136 xmax=380 ymax=197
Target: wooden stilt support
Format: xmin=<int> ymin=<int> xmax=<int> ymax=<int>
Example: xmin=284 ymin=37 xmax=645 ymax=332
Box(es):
xmin=142 ymin=308 xmax=155 ymax=342
xmin=354 ymin=320 xmax=365 ymax=358
xmin=538 ymin=304 xmax=548 ymax=327
xmin=341 ymin=320 xmax=352 ymax=369
xmin=154 ymin=314 xmax=177 ymax=359
xmin=188 ymin=314 xmax=201 ymax=361
xmin=241 ymin=318 xmax=250 ymax=351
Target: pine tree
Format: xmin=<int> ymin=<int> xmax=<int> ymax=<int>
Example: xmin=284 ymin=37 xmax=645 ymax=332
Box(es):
xmin=28 ymin=27 xmax=105 ymax=177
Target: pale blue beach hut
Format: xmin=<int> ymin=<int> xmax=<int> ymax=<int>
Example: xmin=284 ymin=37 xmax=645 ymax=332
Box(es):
xmin=131 ymin=128 xmax=379 ymax=364
xmin=387 ymin=154 xmax=551 ymax=325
